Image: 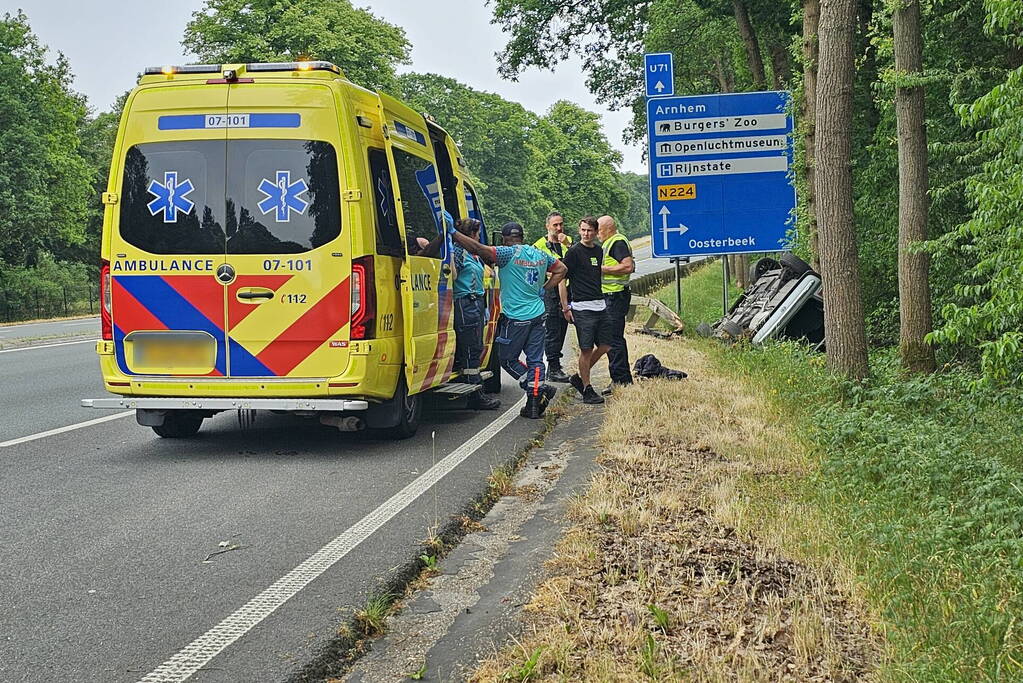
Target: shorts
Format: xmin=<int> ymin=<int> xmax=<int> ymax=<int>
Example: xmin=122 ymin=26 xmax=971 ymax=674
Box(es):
xmin=573 ymin=308 xmax=610 ymax=351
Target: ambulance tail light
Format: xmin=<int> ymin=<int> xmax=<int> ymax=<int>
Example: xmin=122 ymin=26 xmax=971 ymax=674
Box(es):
xmin=350 ymin=256 xmax=376 ymax=340
xmin=100 ymin=260 xmax=112 ymax=341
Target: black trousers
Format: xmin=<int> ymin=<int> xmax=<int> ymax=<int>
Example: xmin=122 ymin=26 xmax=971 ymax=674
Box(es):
xmin=604 ymin=289 xmax=633 ymax=385
xmin=542 ymin=291 xmax=568 ymax=370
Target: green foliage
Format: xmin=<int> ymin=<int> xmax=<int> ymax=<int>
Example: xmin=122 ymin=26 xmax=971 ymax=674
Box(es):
xmin=0 ymin=11 xmax=92 ymax=268
xmin=182 ymin=0 xmax=411 ymax=92
xmin=716 ymin=341 xmax=1023 ymax=679
xmin=617 ymin=172 xmax=651 ymax=238
xmin=0 ymin=253 xmax=96 ymax=321
xmin=398 ymin=73 xmax=541 ymax=230
xmin=400 ymin=74 xmax=633 ymax=241
xmin=927 ymin=3 xmax=1023 ymax=382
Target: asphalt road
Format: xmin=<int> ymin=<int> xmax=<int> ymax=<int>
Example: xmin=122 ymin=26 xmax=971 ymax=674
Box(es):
xmin=0 ymin=252 xmax=677 ymax=682
xmin=0 ymin=316 xmax=100 ymax=342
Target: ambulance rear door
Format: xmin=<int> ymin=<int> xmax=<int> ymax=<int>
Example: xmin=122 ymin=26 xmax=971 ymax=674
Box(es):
xmin=221 ymin=80 xmax=352 ymax=379
xmin=109 ymin=83 xmax=230 ymax=378
xmin=378 ymin=93 xmax=455 ymax=395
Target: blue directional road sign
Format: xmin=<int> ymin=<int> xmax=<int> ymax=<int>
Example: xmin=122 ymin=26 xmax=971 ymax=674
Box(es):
xmin=647 ymin=91 xmax=795 ymax=258
xmin=644 ymin=53 xmax=674 ymax=98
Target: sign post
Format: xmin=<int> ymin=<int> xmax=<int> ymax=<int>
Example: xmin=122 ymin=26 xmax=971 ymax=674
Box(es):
xmin=644 ymin=53 xmax=675 ymax=98
xmin=646 ymin=90 xmax=796 ymax=260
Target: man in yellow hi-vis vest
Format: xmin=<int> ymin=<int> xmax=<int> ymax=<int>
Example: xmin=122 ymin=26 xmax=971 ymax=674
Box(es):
xmin=598 ymin=215 xmax=635 ymax=393
xmin=532 ymin=211 xmax=573 ymax=383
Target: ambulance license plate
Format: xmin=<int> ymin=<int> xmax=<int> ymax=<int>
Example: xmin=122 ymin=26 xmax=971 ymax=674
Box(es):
xmin=130 ymin=332 xmax=216 ymax=372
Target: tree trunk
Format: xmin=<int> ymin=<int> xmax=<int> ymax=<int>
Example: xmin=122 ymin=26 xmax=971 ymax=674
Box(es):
xmin=894 ymin=0 xmax=935 ymax=374
xmin=816 ymin=0 xmax=869 ymax=380
xmin=769 ymin=41 xmax=791 ymax=89
xmin=733 ymin=0 xmax=767 ymax=89
xmin=803 ymin=0 xmax=820 ymax=271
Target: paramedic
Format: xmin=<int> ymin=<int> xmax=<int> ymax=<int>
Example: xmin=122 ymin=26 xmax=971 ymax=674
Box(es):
xmin=452 ymin=217 xmax=501 ymax=410
xmin=449 ymin=221 xmax=568 ymax=419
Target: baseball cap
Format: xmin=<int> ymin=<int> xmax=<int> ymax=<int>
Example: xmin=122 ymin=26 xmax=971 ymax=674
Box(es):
xmin=501 ymin=222 xmax=524 ymax=237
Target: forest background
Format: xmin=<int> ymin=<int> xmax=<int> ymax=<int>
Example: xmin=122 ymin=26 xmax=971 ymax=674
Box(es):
xmin=0 ymin=0 xmax=647 ymax=322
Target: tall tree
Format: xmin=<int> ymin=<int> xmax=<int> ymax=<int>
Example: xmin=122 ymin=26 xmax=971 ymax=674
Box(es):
xmin=732 ymin=0 xmax=767 ymax=89
xmin=803 ymin=0 xmax=820 ymax=270
xmin=0 ymin=12 xmax=91 ymax=268
xmin=182 ymin=0 xmax=410 ymax=92
xmin=893 ymin=0 xmax=935 ymax=373
xmin=816 ymin=0 xmax=869 ymax=378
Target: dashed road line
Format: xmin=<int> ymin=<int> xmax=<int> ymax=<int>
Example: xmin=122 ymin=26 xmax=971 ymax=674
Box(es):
xmin=138 ymin=394 xmax=527 ymax=683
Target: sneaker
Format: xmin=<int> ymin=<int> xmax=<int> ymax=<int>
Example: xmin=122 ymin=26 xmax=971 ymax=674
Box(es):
xmin=547 ymin=368 xmax=570 ymax=383
xmin=568 ymin=373 xmax=584 ymax=397
xmin=583 ymin=385 xmax=605 ymax=404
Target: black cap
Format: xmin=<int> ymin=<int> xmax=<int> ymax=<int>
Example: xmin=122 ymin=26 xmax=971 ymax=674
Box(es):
xmin=501 ymin=222 xmax=524 ymax=237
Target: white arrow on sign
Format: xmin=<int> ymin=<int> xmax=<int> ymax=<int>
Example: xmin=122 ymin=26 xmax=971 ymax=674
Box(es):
xmin=658 ymin=205 xmax=689 ymax=251
xmin=655 ymin=81 xmax=665 ymax=93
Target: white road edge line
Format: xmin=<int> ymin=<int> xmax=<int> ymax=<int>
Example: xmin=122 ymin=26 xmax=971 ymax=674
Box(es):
xmin=0 ymin=338 xmax=99 ymax=354
xmin=0 ymin=410 xmax=133 ymax=448
xmin=139 ymin=394 xmax=528 ymax=683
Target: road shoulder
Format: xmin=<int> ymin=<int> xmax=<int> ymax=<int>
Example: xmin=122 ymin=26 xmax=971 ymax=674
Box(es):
xmin=341 ymin=398 xmax=603 ymax=683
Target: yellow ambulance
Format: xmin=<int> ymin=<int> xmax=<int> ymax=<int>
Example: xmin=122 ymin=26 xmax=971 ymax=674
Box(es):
xmin=81 ymin=61 xmax=502 ymax=439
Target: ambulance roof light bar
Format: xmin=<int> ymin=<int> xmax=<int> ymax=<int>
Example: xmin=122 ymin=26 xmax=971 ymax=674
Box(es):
xmin=246 ymin=61 xmax=341 ymax=74
xmin=143 ymin=64 xmax=222 ymax=75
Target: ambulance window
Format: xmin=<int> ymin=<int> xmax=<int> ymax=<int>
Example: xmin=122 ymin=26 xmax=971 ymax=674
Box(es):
xmin=368 ymin=149 xmax=403 ymax=257
xmin=391 ymin=148 xmax=445 ymax=260
xmin=226 ymin=140 xmax=341 ymax=254
xmin=464 ymin=183 xmax=486 ymax=234
xmin=119 ymin=141 xmax=226 ymax=255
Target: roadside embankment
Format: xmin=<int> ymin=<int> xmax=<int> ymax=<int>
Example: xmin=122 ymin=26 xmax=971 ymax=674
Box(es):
xmin=477 ymin=261 xmax=1023 ymax=680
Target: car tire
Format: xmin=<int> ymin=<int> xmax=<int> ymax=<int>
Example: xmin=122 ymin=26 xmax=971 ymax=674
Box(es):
xmin=482 ymin=345 xmax=502 ymax=394
xmin=388 ymin=376 xmax=422 ymax=440
xmin=152 ymin=412 xmax=204 ymax=438
xmin=719 ymin=319 xmax=744 ymax=339
xmin=780 ymin=252 xmax=812 ymax=277
xmin=749 ymin=257 xmax=781 ymax=283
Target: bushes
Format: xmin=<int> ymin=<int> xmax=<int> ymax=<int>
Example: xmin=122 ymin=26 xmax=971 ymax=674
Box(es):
xmin=0 ymin=254 xmax=97 ymax=321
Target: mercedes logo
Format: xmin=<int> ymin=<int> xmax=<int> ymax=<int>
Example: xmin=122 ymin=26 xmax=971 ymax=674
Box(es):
xmin=216 ymin=263 xmax=236 ymax=284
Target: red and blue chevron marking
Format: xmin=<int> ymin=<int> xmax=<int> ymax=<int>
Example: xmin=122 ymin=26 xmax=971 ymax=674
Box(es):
xmin=112 ymin=275 xmax=273 ymax=377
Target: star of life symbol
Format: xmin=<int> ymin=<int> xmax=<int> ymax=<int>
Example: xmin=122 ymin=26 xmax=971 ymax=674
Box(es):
xmin=147 ymin=171 xmax=195 ymax=223
xmin=257 ymin=170 xmax=309 ymax=222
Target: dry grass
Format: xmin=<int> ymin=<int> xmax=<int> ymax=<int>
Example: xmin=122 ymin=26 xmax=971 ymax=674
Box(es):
xmin=473 ymin=334 xmax=878 ymax=681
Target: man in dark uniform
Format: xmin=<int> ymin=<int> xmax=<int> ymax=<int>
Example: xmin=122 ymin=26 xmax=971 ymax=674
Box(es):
xmin=598 ymin=215 xmax=635 ymax=394
xmin=531 ymin=212 xmax=572 ymax=383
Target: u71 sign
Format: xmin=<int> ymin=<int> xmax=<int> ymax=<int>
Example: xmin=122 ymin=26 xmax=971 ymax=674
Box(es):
xmin=647 ymin=91 xmax=796 ymax=258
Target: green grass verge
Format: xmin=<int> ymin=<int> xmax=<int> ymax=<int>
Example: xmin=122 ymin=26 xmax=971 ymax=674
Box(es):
xmin=653 ymin=273 xmax=1023 ymax=680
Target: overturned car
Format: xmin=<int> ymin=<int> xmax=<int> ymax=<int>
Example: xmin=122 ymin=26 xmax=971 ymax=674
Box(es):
xmin=699 ymin=253 xmax=825 ymax=349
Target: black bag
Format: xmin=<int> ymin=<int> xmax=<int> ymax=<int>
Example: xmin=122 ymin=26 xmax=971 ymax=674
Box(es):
xmin=633 ymin=354 xmax=687 ymax=380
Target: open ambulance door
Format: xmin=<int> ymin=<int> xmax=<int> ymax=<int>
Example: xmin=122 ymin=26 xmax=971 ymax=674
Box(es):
xmin=377 ymin=93 xmax=456 ymax=396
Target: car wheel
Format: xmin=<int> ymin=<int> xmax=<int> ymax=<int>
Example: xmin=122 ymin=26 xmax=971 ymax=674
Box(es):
xmin=152 ymin=412 xmax=204 ymax=438
xmin=749 ymin=257 xmax=781 ymax=283
xmin=780 ymin=252 xmax=812 ymax=277
xmin=389 ymin=376 xmax=422 ymax=440
xmin=482 ymin=345 xmax=502 ymax=394
xmin=718 ymin=319 xmax=744 ymax=339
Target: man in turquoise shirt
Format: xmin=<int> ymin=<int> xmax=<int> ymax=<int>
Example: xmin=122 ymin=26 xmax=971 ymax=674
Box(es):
xmin=450 ymin=221 xmax=568 ymax=418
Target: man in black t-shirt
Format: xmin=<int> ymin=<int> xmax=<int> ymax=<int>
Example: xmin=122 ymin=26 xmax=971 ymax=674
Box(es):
xmin=558 ymin=216 xmax=611 ymax=404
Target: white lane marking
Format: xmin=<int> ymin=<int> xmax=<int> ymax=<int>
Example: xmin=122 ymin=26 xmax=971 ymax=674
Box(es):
xmin=139 ymin=395 xmax=527 ymax=683
xmin=0 ymin=338 xmax=99 ymax=354
xmin=0 ymin=316 xmax=98 ymax=329
xmin=0 ymin=411 xmax=133 ymax=448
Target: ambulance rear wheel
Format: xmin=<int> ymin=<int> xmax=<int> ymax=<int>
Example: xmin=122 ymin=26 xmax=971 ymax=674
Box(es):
xmin=152 ymin=412 xmax=204 ymax=438
xmin=390 ymin=377 xmax=422 ymax=440
xmin=482 ymin=347 xmax=502 ymax=394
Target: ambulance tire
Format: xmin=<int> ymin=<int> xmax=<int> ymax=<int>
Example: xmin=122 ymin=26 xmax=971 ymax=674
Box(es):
xmin=152 ymin=412 xmax=204 ymax=439
xmin=483 ymin=347 xmax=502 ymax=394
xmin=389 ymin=377 xmax=422 ymax=440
